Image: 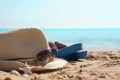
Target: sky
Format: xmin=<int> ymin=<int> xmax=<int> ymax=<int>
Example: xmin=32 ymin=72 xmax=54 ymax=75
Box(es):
xmin=0 ymin=0 xmax=120 ymax=29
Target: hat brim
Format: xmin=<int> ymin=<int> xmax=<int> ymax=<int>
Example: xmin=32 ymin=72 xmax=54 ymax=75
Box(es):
xmin=0 ymin=58 xmax=68 ymax=72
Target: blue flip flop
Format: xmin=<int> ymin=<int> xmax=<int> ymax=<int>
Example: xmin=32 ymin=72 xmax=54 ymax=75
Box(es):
xmin=63 ymin=50 xmax=87 ymax=60
xmin=56 ymin=43 xmax=82 ymax=58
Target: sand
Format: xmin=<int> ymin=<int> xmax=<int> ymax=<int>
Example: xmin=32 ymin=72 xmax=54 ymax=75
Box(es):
xmin=0 ymin=50 xmax=120 ymax=80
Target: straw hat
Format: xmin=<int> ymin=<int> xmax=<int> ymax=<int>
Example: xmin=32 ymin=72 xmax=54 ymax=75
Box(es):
xmin=0 ymin=28 xmax=67 ymax=72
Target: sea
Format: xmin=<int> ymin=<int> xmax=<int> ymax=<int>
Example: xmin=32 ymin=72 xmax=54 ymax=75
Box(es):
xmin=0 ymin=28 xmax=120 ymax=51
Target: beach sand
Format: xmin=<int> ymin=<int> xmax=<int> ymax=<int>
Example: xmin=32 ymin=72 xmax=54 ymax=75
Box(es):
xmin=0 ymin=50 xmax=120 ymax=80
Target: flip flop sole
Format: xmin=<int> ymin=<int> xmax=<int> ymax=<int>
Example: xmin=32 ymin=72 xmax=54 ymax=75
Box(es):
xmin=63 ymin=50 xmax=87 ymax=60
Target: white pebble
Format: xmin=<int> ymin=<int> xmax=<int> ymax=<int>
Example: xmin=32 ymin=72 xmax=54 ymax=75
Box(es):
xmin=22 ymin=74 xmax=29 ymax=77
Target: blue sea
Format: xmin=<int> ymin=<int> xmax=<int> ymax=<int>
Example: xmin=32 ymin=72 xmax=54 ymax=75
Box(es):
xmin=0 ymin=28 xmax=120 ymax=51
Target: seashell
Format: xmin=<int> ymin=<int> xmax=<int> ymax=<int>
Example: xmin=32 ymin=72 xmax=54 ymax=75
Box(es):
xmin=10 ymin=70 xmax=21 ymax=76
xmin=19 ymin=62 xmax=32 ymax=75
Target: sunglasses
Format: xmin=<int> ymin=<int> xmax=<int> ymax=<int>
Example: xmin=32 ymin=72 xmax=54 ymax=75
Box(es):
xmin=36 ymin=46 xmax=58 ymax=61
